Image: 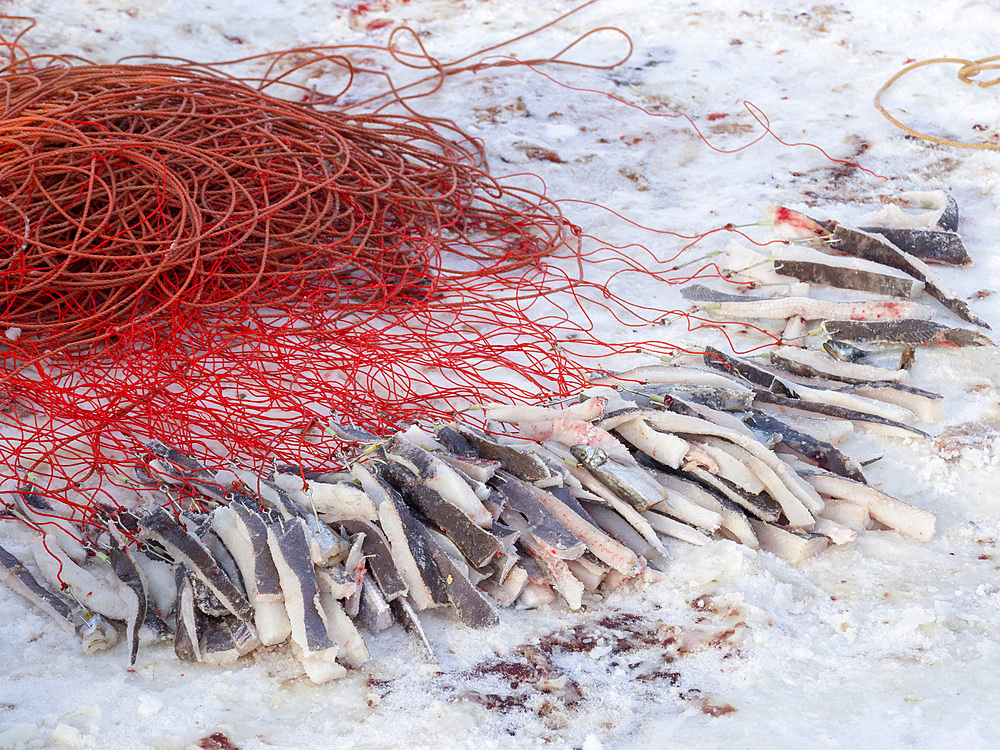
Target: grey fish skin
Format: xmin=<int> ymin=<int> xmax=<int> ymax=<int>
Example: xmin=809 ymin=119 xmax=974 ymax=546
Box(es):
xmin=358 ymin=576 xmax=394 ymax=634
xmin=752 ymin=390 xmax=929 ymax=438
xmin=339 ymin=519 xmax=408 ymax=601
xmin=684 ymin=468 xmax=782 ymax=523
xmin=821 ymin=319 xmax=994 ymax=347
xmin=857 ymin=227 xmax=970 ymax=267
xmin=372 ymin=470 xmax=451 ymax=608
xmin=451 ymin=424 xmax=553 ymax=483
xmin=381 ymin=462 xmax=503 ymax=567
xmin=632 ymin=383 xmax=755 ymax=413
xmin=568 ymin=445 xmax=668 ymax=514
xmin=268 ymin=519 xmax=334 ymax=654
xmin=199 ymin=615 xmax=261 ymax=664
xmin=765 ymin=349 xmax=900 ymax=385
xmin=830 ymin=224 xmax=990 ymax=329
xmin=426 ymin=539 xmax=500 ymax=629
xmin=173 ymin=566 xmax=201 ymax=663
xmin=632 ymin=450 xmax=781 ymax=524
xmin=704 ymin=346 xmax=798 ymax=398
xmin=139 ymin=508 xmax=252 ymax=622
xmin=489 ymin=471 xmax=584 ymax=554
xmin=681 ymin=284 xmax=764 ymax=303
xmin=325 ymin=422 xmax=381 ymax=444
xmin=228 ymin=504 xmax=283 ymax=601
xmin=743 ymin=411 xmax=866 ymax=484
xmin=0 ymin=542 xmax=76 ymax=635
xmin=108 ymin=541 xmax=149 ymax=666
xmin=772 ymin=259 xmax=922 ymax=297
xmin=434 ymin=426 xmax=477 ymax=458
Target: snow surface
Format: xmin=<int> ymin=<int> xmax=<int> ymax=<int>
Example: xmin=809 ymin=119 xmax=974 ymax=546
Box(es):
xmin=2 ymin=0 xmax=999 ymax=748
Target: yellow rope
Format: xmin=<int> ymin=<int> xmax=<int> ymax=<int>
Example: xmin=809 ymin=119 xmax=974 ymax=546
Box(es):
xmin=874 ymin=55 xmax=1000 ymax=150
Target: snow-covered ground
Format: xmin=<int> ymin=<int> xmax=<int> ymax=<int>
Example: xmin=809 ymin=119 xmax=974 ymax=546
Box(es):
xmin=2 ymin=1 xmax=999 ymax=748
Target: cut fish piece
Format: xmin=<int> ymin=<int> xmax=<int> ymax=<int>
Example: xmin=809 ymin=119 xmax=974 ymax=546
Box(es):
xmin=267 ymin=519 xmax=343 ymax=684
xmin=384 ymin=435 xmax=492 ymax=527
xmin=339 ymin=519 xmax=408 ymax=601
xmin=749 ymin=520 xmax=828 ymax=563
xmin=210 ymin=504 xmax=290 ymax=645
xmin=801 ymin=473 xmax=935 ymax=542
xmin=140 ymin=507 xmax=252 ymax=621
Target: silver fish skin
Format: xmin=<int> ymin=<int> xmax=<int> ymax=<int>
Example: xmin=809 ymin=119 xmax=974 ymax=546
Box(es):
xmin=569 ymin=445 xmax=668 ymax=513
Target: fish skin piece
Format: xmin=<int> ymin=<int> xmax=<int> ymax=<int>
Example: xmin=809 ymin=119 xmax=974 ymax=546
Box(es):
xmin=426 ymin=538 xmax=500 ymax=628
xmin=384 ymin=435 xmax=493 ymax=528
xmin=821 ymin=319 xmax=994 ymax=347
xmin=375 ymin=494 xmax=437 ymax=611
xmin=683 ymin=467 xmax=781 ymax=523
xmin=435 ymin=426 xmax=477 ymax=457
xmin=704 ymin=346 xmax=798 ymax=398
xmin=635 ymin=383 xmax=756 ymax=413
xmin=753 ymin=390 xmax=928 ymax=438
xmin=388 ymin=596 xmax=438 ymax=663
xmin=139 ymin=507 xmax=252 ymax=621
xmin=339 ymin=519 xmax=409 ymax=601
xmin=452 ymin=424 xmax=555 ymax=483
xmin=587 ymin=364 xmax=757 ymax=394
xmin=199 ymin=615 xmax=261 ymax=665
xmin=267 ymin=519 xmax=337 ymax=657
xmin=380 ymin=486 xmax=451 ymax=610
xmin=108 ymin=541 xmax=149 ymax=666
xmin=0 ymin=542 xmax=76 ymax=635
xmin=14 ymin=486 xmax=87 ymax=565
xmin=744 ymin=411 xmax=866 ymax=483
xmin=858 ymin=227 xmax=970 ymax=267
xmin=772 ymin=259 xmax=924 ymax=298
xmin=382 ymin=460 xmax=504 ymax=567
xmin=358 ymin=576 xmax=395 ymax=634
xmin=490 ymin=471 xmax=585 ymax=556
xmin=682 ymin=284 xmax=936 ymax=322
xmin=174 ymin=565 xmax=201 ymax=663
xmin=325 ymin=422 xmax=381 ymax=443
xmin=830 ymin=224 xmax=990 ymax=329
xmin=768 ymin=345 xmax=910 ymax=385
xmin=568 ymin=445 xmax=669 ymax=513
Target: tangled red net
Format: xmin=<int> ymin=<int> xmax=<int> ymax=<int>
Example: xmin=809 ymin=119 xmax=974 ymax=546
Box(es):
xmin=0 ymin=11 xmax=766 ymax=539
